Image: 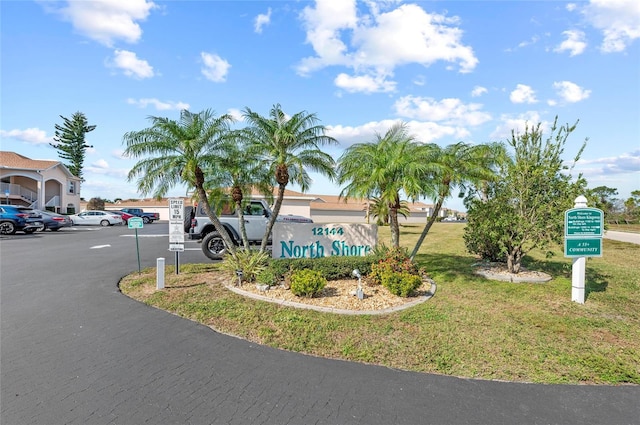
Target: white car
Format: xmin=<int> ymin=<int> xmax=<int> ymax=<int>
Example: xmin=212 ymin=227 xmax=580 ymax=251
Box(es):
xmin=70 ymin=210 xmax=124 ymax=226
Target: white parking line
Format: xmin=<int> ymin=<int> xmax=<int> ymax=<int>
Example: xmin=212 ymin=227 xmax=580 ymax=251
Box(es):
xmin=90 ymin=244 xmax=111 ymax=249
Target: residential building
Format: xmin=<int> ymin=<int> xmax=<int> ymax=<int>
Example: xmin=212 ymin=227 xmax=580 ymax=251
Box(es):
xmin=0 ymin=151 xmax=81 ymax=214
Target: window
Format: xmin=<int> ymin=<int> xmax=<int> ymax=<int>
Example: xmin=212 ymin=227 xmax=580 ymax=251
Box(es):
xmin=68 ymin=181 xmax=75 ymax=194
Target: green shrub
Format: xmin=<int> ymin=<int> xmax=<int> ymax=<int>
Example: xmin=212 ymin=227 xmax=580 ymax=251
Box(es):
xmin=381 ymin=270 xmax=422 ymax=297
xmin=289 ymin=269 xmax=327 ymax=298
xmin=369 ymin=247 xmax=421 ymax=285
xmin=256 ymin=268 xmax=279 ymax=287
xmin=219 ymin=249 xmax=269 ymax=283
xmin=266 ymin=256 xmax=379 ymax=281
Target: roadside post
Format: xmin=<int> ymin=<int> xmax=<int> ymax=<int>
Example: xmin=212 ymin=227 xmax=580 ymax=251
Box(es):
xmin=128 ymin=217 xmax=144 ymax=273
xmin=564 ymin=196 xmax=604 ymax=304
xmin=169 ymin=198 xmax=185 ymax=274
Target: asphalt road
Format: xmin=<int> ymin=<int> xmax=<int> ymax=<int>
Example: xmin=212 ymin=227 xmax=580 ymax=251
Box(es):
xmin=604 ymin=230 xmax=640 ymax=245
xmin=1 ymin=224 xmax=638 ymax=425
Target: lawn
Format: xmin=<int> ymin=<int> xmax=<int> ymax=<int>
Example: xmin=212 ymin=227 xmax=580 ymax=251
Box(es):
xmin=120 ymin=223 xmax=640 ymax=385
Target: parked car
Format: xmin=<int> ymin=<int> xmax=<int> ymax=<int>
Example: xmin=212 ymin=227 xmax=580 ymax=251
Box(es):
xmin=109 ymin=210 xmax=135 ymax=224
xmin=33 ymin=209 xmax=73 ymax=231
xmin=0 ymin=204 xmax=45 ymax=235
xmin=118 ymin=208 xmax=159 ymax=224
xmin=69 ymin=210 xmax=123 ymax=226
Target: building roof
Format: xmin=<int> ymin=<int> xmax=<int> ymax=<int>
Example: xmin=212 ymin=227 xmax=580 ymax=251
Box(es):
xmin=0 ymin=151 xmax=60 ymax=170
xmin=0 ymin=151 xmax=78 ymax=179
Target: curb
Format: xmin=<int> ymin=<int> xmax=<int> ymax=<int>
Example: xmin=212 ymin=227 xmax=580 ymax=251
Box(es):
xmin=225 ymin=282 xmax=437 ymax=316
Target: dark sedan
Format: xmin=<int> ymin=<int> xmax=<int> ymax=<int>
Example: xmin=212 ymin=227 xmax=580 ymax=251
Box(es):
xmin=34 ymin=209 xmax=73 ymax=231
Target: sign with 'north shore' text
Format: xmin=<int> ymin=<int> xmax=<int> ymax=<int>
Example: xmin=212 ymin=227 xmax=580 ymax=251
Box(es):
xmin=272 ymin=223 xmax=377 ymax=259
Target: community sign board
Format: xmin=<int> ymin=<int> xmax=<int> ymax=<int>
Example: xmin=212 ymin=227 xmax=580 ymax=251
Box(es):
xmin=564 ymin=207 xmax=603 ymax=258
xmin=272 ymin=223 xmax=377 ymax=259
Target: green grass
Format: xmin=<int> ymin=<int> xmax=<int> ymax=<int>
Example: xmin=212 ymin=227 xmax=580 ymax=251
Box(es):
xmin=120 ymin=223 xmax=640 ymax=385
xmin=607 ymin=223 xmax=640 ymax=233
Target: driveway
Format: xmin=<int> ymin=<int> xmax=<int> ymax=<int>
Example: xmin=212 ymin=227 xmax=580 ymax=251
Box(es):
xmin=604 ymin=230 xmax=640 ymax=245
xmin=1 ymin=225 xmax=638 ymax=424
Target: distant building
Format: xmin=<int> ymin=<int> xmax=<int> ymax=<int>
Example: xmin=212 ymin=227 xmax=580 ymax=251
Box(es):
xmin=0 ymin=151 xmax=81 ymax=213
xmin=99 ymin=188 xmax=451 ymax=223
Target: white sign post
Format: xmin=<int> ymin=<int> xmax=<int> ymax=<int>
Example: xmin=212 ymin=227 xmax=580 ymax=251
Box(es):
xmin=168 ymin=198 xmax=184 ymax=274
xmin=128 ymin=217 xmax=144 ymax=273
xmin=564 ymin=195 xmax=604 ymax=304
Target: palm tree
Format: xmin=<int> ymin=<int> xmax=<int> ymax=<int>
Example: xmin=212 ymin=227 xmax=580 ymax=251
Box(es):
xmin=409 ymin=141 xmax=505 ymax=260
xmin=369 ymin=196 xmax=411 ymax=226
xmin=205 ymin=130 xmax=273 ymax=249
xmin=242 ymin=104 xmax=338 ymax=252
xmin=337 ymin=122 xmax=429 ymax=247
xmin=122 ymin=109 xmax=237 ymax=256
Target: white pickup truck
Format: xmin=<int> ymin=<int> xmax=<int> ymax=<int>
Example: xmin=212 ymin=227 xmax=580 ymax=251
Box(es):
xmin=189 ymin=199 xmax=313 ymax=259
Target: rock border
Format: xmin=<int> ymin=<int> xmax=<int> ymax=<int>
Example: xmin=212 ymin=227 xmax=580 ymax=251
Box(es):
xmin=225 ymin=281 xmax=437 ymax=316
xmin=474 ymin=268 xmax=552 ymax=283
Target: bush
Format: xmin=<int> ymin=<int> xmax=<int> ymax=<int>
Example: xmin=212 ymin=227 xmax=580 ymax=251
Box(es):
xmin=256 ymin=268 xmax=279 ymax=287
xmin=369 ymin=247 xmax=420 ymax=286
xmin=380 ymin=270 xmax=422 ymax=297
xmin=289 ymin=269 xmax=327 ymax=298
xmin=219 ymin=249 xmax=269 ymax=283
xmin=87 ymin=197 xmax=106 ymax=210
xmin=265 ymin=255 xmax=379 ymax=281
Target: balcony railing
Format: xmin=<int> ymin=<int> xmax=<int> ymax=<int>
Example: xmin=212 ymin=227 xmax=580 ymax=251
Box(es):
xmin=1 ymin=182 xmax=37 ymax=203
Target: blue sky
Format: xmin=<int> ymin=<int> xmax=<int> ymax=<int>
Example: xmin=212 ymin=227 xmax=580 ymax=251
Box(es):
xmin=1 ymin=0 xmax=639 ymax=212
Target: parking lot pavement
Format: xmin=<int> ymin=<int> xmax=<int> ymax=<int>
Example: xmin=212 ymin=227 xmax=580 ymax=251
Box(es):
xmin=2 ymin=224 xmax=639 ymax=425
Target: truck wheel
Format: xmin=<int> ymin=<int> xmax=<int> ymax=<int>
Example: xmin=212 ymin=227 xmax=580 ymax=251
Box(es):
xmin=202 ymin=231 xmax=227 ymax=260
xmin=142 ymin=216 xmax=150 ymax=224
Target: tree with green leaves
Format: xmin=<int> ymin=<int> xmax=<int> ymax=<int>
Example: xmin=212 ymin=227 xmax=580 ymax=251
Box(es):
xmin=338 ymin=122 xmax=427 ymax=247
xmin=204 ymin=130 xmax=273 ymax=249
xmin=409 ymin=141 xmax=505 ymax=260
xmin=369 ymin=196 xmax=411 ymax=226
xmin=86 ymin=197 xmax=105 ymax=210
xmin=122 ymin=109 xmax=238 ymax=256
xmin=242 ymin=104 xmax=338 ymax=252
xmin=463 ymin=117 xmax=587 ymax=273
xmin=586 ymin=186 xmax=620 ymax=223
xmin=623 ymin=190 xmax=640 ymax=224
xmin=50 ymin=112 xmax=96 ymax=180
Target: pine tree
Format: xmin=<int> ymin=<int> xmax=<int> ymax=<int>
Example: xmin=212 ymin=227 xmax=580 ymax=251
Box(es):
xmin=50 ymin=112 xmax=96 ymax=180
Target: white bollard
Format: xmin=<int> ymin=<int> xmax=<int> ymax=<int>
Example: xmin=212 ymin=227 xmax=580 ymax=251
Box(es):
xmin=157 ymin=257 xmax=165 ymax=290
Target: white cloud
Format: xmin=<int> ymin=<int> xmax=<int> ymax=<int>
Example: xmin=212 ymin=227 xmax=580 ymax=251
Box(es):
xmin=53 ymin=0 xmax=157 ymax=47
xmin=110 ymin=49 xmax=154 ymax=79
xmin=553 ymin=81 xmax=591 ymax=103
xmin=566 ymin=3 xmax=578 ymax=12
xmin=0 ymin=128 xmax=52 ymax=145
xmin=510 ymin=84 xmax=537 ymax=104
xmin=393 ymin=96 xmax=492 ymax=127
xmin=518 ymin=35 xmax=540 ymax=49
xmin=334 ymin=73 xmax=396 ymax=93
xmin=111 ymin=149 xmax=127 ymax=159
xmin=490 ymin=112 xmax=545 ymax=140
xmin=297 ymin=1 xmax=477 ymax=93
xmin=576 ymin=150 xmax=640 ymax=175
xmin=127 ymin=98 xmax=190 ymax=111
xmin=471 ymin=86 xmax=488 ymax=97
xmin=92 ymin=159 xmax=110 ymax=169
xmin=327 ymin=119 xmax=469 ymax=146
xmin=554 ymin=30 xmax=587 ymax=56
xmin=201 ymin=52 xmax=231 ymax=82
xmin=582 ymin=0 xmax=640 ymax=52
xmin=85 ymin=161 xmax=129 ymax=178
xmin=255 ymin=8 xmax=272 ymax=33
xmin=226 ymin=108 xmax=243 ymax=121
